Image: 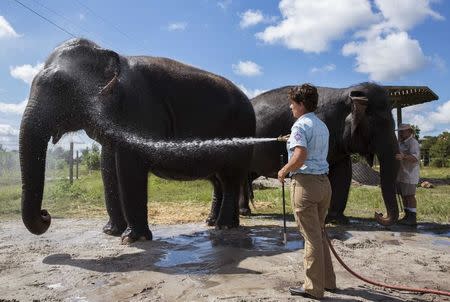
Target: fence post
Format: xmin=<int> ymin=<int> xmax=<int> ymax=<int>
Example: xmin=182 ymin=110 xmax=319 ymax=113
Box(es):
xmin=69 ymin=141 xmax=74 ymax=184
xmin=76 ymin=150 xmax=79 ymax=179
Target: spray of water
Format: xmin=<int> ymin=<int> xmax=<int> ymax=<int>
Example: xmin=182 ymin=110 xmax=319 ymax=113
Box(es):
xmin=96 ymin=123 xmax=282 ymax=173
xmin=135 ymin=137 xmax=278 ymax=150
xmin=107 ymin=129 xmax=279 ymax=155
xmin=85 ymin=106 xmax=289 ymax=175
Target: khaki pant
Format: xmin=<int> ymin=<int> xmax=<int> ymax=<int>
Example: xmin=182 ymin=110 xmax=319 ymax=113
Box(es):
xmin=290 ymin=173 xmax=336 ymax=298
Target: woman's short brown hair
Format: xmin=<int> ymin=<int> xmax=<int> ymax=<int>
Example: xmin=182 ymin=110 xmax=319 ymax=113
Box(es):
xmin=288 ymin=83 xmax=318 ymax=112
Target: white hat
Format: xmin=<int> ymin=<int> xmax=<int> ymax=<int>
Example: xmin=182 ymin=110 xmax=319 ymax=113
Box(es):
xmin=395 ymin=123 xmax=412 ymax=131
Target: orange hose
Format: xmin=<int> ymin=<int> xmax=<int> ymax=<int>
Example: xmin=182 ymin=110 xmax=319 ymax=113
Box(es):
xmin=324 ymin=230 xmax=450 ymax=297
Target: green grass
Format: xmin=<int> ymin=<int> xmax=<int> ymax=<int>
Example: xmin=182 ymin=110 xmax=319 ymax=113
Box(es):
xmin=419 ymin=166 xmax=450 ymax=179
xmin=1 ymin=166 xmax=449 ymax=224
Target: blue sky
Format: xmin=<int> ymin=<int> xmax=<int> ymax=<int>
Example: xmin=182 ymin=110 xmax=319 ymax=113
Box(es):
xmin=0 ymin=0 xmax=449 ymax=150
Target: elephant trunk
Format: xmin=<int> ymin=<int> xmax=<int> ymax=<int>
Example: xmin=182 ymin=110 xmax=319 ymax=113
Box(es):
xmin=374 ymin=131 xmax=400 ymax=226
xmin=20 ymin=101 xmax=52 ymax=235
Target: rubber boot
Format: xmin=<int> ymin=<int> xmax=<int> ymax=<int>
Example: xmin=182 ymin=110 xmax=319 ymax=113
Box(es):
xmin=398 ymin=209 xmax=417 ymax=226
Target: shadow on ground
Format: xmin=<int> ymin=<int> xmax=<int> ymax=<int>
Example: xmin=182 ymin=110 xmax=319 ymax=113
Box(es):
xmin=43 ymin=225 xmax=305 ymax=275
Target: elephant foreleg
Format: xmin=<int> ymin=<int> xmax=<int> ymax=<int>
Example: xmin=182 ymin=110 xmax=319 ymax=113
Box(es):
xmin=115 ymin=149 xmax=152 ymax=244
xmin=327 ymin=156 xmax=352 ymax=224
xmin=101 ymin=144 xmax=127 ymax=236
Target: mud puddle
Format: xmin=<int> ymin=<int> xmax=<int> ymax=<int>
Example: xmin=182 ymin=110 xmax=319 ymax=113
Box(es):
xmin=0 ymin=218 xmax=449 ymax=301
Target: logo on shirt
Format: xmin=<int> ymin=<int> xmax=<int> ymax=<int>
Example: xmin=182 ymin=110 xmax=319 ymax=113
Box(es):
xmin=294 ymin=132 xmax=302 ymax=142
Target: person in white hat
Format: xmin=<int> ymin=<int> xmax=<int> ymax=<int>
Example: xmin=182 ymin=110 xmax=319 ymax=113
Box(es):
xmin=395 ymin=123 xmax=420 ymax=226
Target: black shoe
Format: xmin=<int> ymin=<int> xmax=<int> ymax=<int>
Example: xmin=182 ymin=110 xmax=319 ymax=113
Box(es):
xmin=398 ymin=210 xmax=417 ymax=226
xmin=289 ymin=286 xmax=319 ymax=299
xmin=325 ymin=287 xmax=338 ymax=293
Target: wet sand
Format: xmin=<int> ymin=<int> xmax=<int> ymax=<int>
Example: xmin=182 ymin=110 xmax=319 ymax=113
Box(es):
xmin=0 ymin=218 xmax=449 ymax=301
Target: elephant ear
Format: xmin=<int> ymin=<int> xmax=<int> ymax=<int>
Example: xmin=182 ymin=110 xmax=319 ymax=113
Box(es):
xmin=349 ymin=90 xmax=368 ymax=135
xmin=55 ymin=39 xmax=121 ymax=96
xmin=100 ymin=72 xmax=119 ymax=96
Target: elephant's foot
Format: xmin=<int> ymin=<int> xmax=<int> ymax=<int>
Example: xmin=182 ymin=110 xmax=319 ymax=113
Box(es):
xmin=239 ymin=207 xmax=251 ymax=216
xmin=215 ymin=224 xmax=239 ymax=230
xmin=325 ymin=213 xmax=350 ymax=225
xmin=120 ymin=226 xmax=152 ymax=245
xmin=214 ymin=216 xmax=240 ymax=229
xmin=103 ymin=220 xmax=127 ymax=236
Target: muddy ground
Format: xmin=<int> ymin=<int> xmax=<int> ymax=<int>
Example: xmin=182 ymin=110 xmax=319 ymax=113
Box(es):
xmin=0 ymin=217 xmax=449 ymax=302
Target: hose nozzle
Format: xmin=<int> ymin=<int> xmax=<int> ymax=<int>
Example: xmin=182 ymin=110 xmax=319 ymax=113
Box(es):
xmin=277 ymin=134 xmax=290 ymax=142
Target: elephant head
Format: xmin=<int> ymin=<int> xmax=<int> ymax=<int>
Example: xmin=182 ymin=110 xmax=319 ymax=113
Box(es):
xmin=342 ymin=84 xmax=399 ymax=225
xmin=20 ymin=39 xmax=129 ymax=235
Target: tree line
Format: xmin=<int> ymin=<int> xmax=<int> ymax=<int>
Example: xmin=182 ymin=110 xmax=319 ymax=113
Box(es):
xmin=0 ymin=143 xmax=102 ymax=177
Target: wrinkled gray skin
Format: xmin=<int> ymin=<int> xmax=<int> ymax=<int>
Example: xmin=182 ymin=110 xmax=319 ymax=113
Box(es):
xmin=240 ymin=83 xmax=399 ymax=226
xmin=20 ymin=38 xmax=255 ymax=243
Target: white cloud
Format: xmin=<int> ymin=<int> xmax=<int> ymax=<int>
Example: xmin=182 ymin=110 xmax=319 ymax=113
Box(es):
xmin=240 ymin=9 xmax=277 ymax=29
xmin=310 ymin=64 xmax=336 ymax=73
xmin=256 ymin=0 xmax=376 ymax=53
xmin=341 ymin=0 xmax=443 ymax=81
xmin=218 ymin=0 xmax=232 ymax=10
xmin=342 ymin=31 xmax=427 ymax=81
xmin=395 ymin=100 xmax=450 ymax=135
xmin=10 ymin=62 xmax=44 ymax=85
xmin=0 ymin=124 xmax=19 ymax=137
xmin=375 ymin=0 xmax=444 ymax=31
xmin=232 ymin=60 xmax=262 ymax=77
xmin=79 ymin=14 xmax=85 ymax=21
xmin=252 ymin=0 xmax=443 ymax=81
xmin=0 ymin=99 xmax=28 ymax=115
xmin=0 ymin=124 xmax=19 ymax=150
xmin=237 ymin=84 xmax=266 ymax=99
xmin=240 ymin=10 xmax=264 ymax=28
xmin=429 ymin=101 xmax=450 ymax=124
xmin=167 ymin=22 xmax=187 ymax=31
xmin=0 ymin=16 xmax=20 ymax=39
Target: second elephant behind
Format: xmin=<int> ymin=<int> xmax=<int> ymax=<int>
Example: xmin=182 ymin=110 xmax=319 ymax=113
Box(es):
xmin=240 ymin=83 xmax=400 ymax=226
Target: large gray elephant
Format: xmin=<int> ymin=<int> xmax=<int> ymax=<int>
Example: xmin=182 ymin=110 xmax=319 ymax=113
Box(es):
xmin=20 ymin=38 xmax=255 ymax=243
xmin=240 ymin=83 xmax=399 ymax=226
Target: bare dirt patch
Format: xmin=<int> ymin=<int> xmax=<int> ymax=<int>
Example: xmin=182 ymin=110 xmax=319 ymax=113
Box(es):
xmin=0 ymin=218 xmax=449 ymax=301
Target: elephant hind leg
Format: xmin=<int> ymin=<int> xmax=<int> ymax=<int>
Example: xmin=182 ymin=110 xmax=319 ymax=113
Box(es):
xmin=214 ymin=174 xmax=242 ymax=229
xmin=326 ymin=156 xmax=352 ymax=224
xmin=239 ymin=174 xmax=256 ymax=216
xmin=206 ymin=175 xmax=222 ymax=226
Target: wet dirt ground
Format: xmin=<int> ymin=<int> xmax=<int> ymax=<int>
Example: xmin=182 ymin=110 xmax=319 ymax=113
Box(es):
xmin=0 ymin=217 xmax=449 ymax=302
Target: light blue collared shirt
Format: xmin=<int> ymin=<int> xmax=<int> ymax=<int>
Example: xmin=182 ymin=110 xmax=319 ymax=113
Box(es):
xmin=287 ymin=112 xmax=329 ymax=175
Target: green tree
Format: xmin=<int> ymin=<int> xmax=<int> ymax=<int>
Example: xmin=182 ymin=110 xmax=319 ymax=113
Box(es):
xmin=83 ymin=143 xmax=101 ymax=171
xmin=411 ymin=124 xmax=420 ymax=140
xmin=429 ymin=132 xmax=450 ymax=167
xmin=420 ymin=136 xmax=437 ymax=166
